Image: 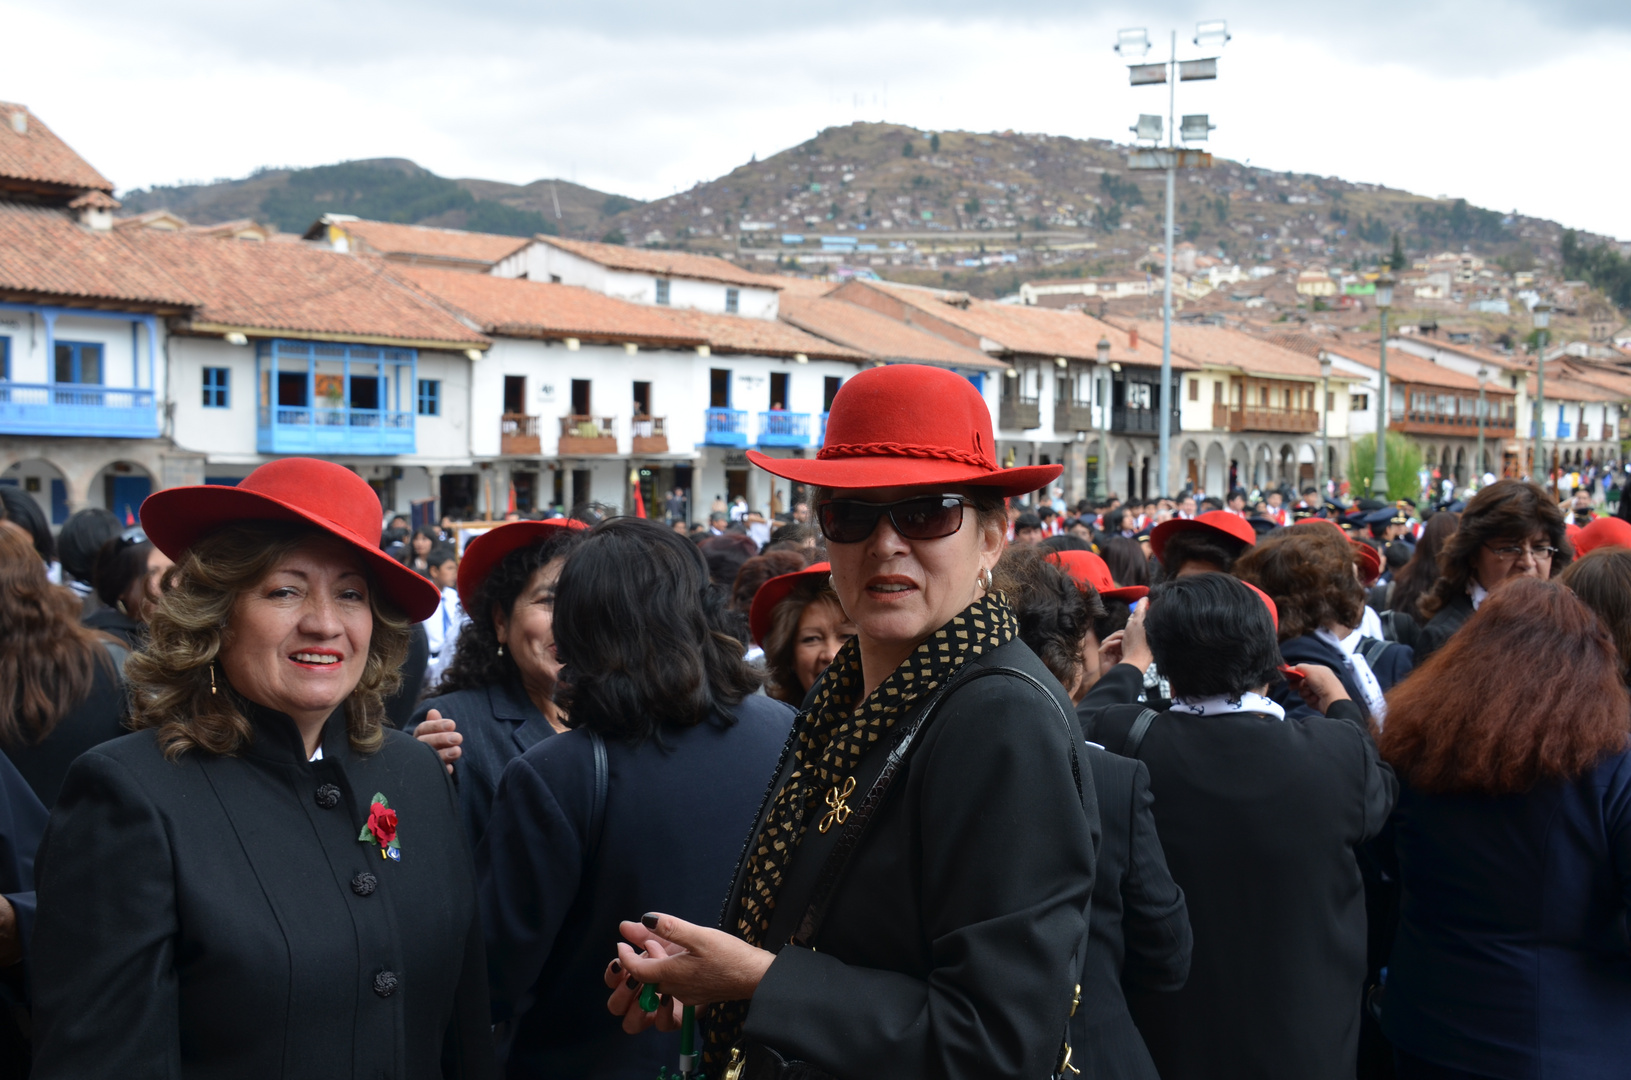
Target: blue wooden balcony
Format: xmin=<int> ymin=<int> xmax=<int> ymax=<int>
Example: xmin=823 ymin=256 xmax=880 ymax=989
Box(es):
xmin=819 ymin=411 xmax=829 ymax=447
xmin=257 ymin=405 xmax=416 ymax=455
xmin=704 ymin=408 xmax=747 ymax=447
xmin=0 ymin=382 xmax=160 ymax=438
xmin=759 ymin=411 xmax=812 ymax=447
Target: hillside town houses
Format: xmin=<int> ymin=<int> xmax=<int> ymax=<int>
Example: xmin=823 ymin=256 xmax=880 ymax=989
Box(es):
xmin=2 ymin=102 xmax=1626 ymax=528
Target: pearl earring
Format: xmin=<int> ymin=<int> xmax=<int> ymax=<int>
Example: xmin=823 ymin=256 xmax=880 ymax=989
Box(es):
xmin=497 ymin=644 xmax=505 ymax=657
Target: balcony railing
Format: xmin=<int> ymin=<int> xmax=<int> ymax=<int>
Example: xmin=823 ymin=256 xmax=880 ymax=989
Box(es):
xmin=1557 ymin=421 xmax=1572 ymax=440
xmin=559 ymin=415 xmax=617 ymax=455
xmin=705 ymin=408 xmax=748 ymax=447
xmin=1219 ymin=405 xmax=1320 ymax=434
xmin=0 ymin=381 xmax=160 ymax=438
xmin=632 ymin=415 xmax=668 ymax=454
xmin=1054 ymin=401 xmax=1095 ymax=433
xmin=257 ymin=404 xmax=414 ymax=454
xmin=1112 ymin=407 xmax=1177 ymax=434
xmin=758 ymin=410 xmax=812 ymax=447
xmin=999 ymin=398 xmax=1041 ymax=431
xmin=1390 ymin=408 xmax=1515 ymax=436
xmin=501 ymin=413 xmax=541 ymax=455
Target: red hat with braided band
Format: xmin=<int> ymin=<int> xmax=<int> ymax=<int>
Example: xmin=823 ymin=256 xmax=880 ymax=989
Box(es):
xmin=745 ymin=364 xmax=1061 ymax=497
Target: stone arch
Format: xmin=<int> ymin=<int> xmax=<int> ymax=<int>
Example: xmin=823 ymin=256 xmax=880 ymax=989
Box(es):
xmin=1205 ymin=441 xmax=1229 ymax=496
xmin=1179 ymin=439 xmax=1202 ymax=494
xmin=0 ymin=458 xmax=71 ymax=526
xmin=89 ymin=459 xmax=158 ymax=522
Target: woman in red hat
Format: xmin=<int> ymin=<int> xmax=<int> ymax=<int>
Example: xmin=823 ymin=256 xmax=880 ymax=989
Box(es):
xmin=408 ymin=518 xmax=586 ymax=849
xmin=29 ymin=457 xmax=497 ymax=1080
xmin=750 ymin=562 xmax=856 ymax=704
xmin=606 ymin=363 xmax=1096 ymax=1080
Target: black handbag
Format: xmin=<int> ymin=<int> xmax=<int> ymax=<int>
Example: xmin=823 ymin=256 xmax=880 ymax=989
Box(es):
xmin=727 ymin=665 xmax=1086 ymax=1080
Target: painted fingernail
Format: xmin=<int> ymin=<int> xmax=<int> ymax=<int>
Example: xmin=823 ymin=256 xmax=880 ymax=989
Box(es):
xmin=641 ymin=913 xmax=660 ymax=930
xmin=610 ymin=959 xmax=622 ymax=975
xmin=626 ymin=977 xmax=640 ymax=991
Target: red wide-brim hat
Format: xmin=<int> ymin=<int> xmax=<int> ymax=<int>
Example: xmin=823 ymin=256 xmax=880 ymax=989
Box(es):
xmin=748 ymin=561 xmax=833 ymax=646
xmin=1150 ymin=510 xmax=1258 ymax=560
xmin=1045 ymin=549 xmax=1149 ymax=604
xmin=745 ymin=364 xmax=1061 ymax=497
xmin=456 ymin=518 xmax=589 ymax=614
xmin=1573 ymin=516 xmax=1631 ymax=557
xmin=141 ymin=457 xmax=443 ymax=622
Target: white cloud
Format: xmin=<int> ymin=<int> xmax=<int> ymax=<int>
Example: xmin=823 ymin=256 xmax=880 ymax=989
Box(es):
xmin=3 ymin=2 xmax=1625 ymax=240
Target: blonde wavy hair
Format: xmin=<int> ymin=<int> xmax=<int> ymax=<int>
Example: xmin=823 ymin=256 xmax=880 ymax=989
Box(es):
xmin=127 ymin=522 xmax=411 ymax=760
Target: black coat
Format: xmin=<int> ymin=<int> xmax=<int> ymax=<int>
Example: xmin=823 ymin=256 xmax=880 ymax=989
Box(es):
xmin=1074 ymin=745 xmax=1191 ymax=1080
xmin=1091 ymin=700 xmax=1396 ymax=1080
xmin=0 ymin=750 xmax=48 ymax=1075
xmin=3 ymin=644 xmax=128 ymax=809
xmin=410 ymin=681 xmax=558 ymax=851
xmin=1415 ymin=592 xmax=1474 ymax=662
xmin=479 ymin=697 xmax=794 ymax=1079
xmin=81 ymin=606 xmax=143 ymax=649
xmin=31 ymin=705 xmax=497 ymax=1080
xmin=730 ymin=638 xmax=1099 ymax=1080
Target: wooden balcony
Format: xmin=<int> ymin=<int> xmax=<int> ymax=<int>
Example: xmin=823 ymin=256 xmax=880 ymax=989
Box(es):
xmin=500 ymin=413 xmax=541 ymax=455
xmin=1389 ymin=410 xmax=1515 ymax=438
xmin=558 ymin=415 xmax=617 ymax=455
xmin=999 ymin=398 xmax=1041 ymax=431
xmin=632 ymin=415 xmax=668 ymax=454
xmin=1054 ymin=401 xmax=1095 ymax=433
xmin=1217 ymin=404 xmax=1320 ymax=434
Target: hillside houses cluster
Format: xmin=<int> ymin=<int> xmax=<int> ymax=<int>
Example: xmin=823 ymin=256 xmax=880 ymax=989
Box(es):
xmin=1 ymin=102 xmax=1625 ymax=528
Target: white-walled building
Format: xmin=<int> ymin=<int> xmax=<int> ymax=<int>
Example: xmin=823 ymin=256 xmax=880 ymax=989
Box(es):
xmin=493 ymin=237 xmax=781 ymax=320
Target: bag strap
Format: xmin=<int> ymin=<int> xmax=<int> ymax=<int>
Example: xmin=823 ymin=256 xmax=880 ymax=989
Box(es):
xmin=583 ymin=729 xmax=610 ymax=868
xmin=1122 ymin=707 xmax=1160 ymax=759
xmin=1356 ymin=635 xmax=1392 ymax=669
xmin=791 ymin=664 xmax=1082 ymax=949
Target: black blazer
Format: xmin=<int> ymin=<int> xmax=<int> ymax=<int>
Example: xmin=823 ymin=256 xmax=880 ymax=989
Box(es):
xmin=731 ymin=638 xmax=1099 ymax=1080
xmin=31 ymin=705 xmax=497 ymax=1080
xmin=0 ymin=750 xmax=47 ymax=1075
xmin=1092 ymin=700 xmax=1396 ymax=1080
xmin=3 ymin=645 xmax=127 ymax=809
xmin=480 ymin=697 xmax=794 ymax=1079
xmin=410 ymin=681 xmax=558 ymax=850
xmin=1073 ymin=745 xmax=1191 ymax=1080
xmin=1415 ymin=591 xmax=1475 ymax=661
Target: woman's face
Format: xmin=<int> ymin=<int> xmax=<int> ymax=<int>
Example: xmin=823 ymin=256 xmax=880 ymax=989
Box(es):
xmin=411 ymin=533 xmax=432 ymax=556
xmin=1471 ymin=528 xmax=1555 ymax=589
xmin=123 ymin=546 xmax=174 ymax=624
xmin=793 ymin=597 xmax=856 ymax=693
xmin=220 ymin=536 xmax=373 ymax=726
xmin=824 ymin=485 xmax=1004 ymax=658
xmin=494 ymin=556 xmax=565 ymax=696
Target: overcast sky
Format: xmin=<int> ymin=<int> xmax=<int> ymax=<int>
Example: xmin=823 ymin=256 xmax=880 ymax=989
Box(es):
xmin=5 ymin=0 xmax=1627 ymax=240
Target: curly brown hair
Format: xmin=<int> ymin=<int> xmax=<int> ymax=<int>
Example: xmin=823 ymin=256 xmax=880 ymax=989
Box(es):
xmin=1420 ymin=480 xmax=1571 ymax=619
xmin=761 ymin=577 xmax=846 ymax=703
xmin=1232 ymin=526 xmax=1364 ymax=641
xmin=994 ymin=545 xmax=1106 ymax=691
xmin=1379 ymin=577 xmax=1628 ymax=794
xmin=127 ymin=522 xmax=411 ymax=760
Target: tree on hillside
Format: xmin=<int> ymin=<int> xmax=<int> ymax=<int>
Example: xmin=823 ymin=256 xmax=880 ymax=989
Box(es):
xmin=902 ymin=141 xmax=915 ymax=157
xmin=1389 ymin=233 xmax=1407 ymax=271
xmin=1562 ymin=230 xmax=1631 ymax=310
xmin=930 ymin=133 xmax=941 ymax=153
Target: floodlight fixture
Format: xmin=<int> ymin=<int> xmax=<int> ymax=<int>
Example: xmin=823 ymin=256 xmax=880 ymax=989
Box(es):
xmin=1129 ymin=63 xmax=1168 ymax=85
xmin=1054 ymin=356 xmax=1069 ymax=369
xmin=1375 ymin=271 xmax=1395 ymax=310
xmin=1180 ymin=114 xmax=1215 ymax=142
xmin=1178 ymin=58 xmax=1219 ymax=81
xmin=1115 ymin=28 xmax=1151 ymax=57
xmin=1319 ymin=352 xmax=1332 ymax=380
xmin=1131 ymin=114 xmax=1164 ymax=142
xmin=1477 ymin=365 xmax=1489 ymax=388
xmin=1194 ymin=20 xmax=1231 ymax=48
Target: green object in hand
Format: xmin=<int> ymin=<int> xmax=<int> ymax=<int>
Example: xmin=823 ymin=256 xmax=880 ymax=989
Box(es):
xmin=639 ymin=981 xmax=660 ymax=1012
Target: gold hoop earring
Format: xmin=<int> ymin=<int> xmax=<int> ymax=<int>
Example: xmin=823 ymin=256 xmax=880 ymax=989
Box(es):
xmin=977 ymin=568 xmax=994 ymax=592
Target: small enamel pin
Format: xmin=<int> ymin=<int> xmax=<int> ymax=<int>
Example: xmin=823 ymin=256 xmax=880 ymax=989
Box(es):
xmin=359 ymin=793 xmax=401 ymax=861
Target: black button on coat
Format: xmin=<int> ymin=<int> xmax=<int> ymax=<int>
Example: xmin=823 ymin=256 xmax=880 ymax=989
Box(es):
xmin=30 ymin=704 xmax=498 ymax=1080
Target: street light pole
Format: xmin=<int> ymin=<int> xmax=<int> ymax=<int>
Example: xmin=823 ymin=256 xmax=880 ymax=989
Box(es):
xmin=1158 ymin=29 xmax=1176 ymax=501
xmin=1533 ymin=300 xmax=1552 ymax=488
xmin=1096 ymin=336 xmax=1112 ymax=501
xmin=1476 ymin=364 xmax=1489 ymax=486
xmin=1373 ymin=272 xmax=1395 ymax=497
xmin=1319 ymin=352 xmax=1332 ymax=494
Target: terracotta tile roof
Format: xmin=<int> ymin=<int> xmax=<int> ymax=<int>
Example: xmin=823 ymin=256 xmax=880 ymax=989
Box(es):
xmin=66 ymin=190 xmax=120 ymax=210
xmin=1398 ymin=337 xmax=1528 ymax=372
xmin=1550 ymin=360 xmax=1631 ymax=399
xmin=1320 ymin=343 xmax=1500 ymax=394
xmin=0 ymin=204 xmax=195 ymax=309
xmin=131 ymin=232 xmax=488 ymax=346
xmin=655 ymin=306 xmax=866 ymax=362
xmin=327 ymin=218 xmax=531 ymax=266
xmin=0 ymin=102 xmax=114 ymax=194
xmin=535 ymin=236 xmax=778 ymax=289
xmin=777 ymin=295 xmax=1004 ymax=369
xmin=759 ymin=275 xmax=840 ymax=298
xmin=387 ymin=264 xmax=705 ymax=347
xmin=1122 ymin=319 xmax=1330 ymax=379
xmin=1525 ymin=370 xmax=1623 ymax=403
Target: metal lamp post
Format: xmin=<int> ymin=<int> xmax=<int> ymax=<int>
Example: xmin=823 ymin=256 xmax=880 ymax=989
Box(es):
xmin=1096 ymin=335 xmax=1112 ymax=501
xmin=1533 ymin=300 xmax=1553 ymax=487
xmin=1373 ymin=272 xmax=1395 ymax=497
xmin=1319 ymin=352 xmax=1332 ymax=494
xmin=1476 ymin=364 xmax=1489 ymax=485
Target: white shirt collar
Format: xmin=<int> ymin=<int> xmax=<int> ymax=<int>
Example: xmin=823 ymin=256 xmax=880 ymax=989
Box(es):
xmin=309 ymin=745 xmax=324 ymax=762
xmin=1470 ymin=580 xmax=1490 ymax=610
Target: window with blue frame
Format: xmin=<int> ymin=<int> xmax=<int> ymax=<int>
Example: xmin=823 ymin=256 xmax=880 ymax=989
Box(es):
xmin=655 ymin=279 xmax=671 ymax=305
xmin=54 ymin=341 xmax=103 ymax=384
xmin=202 ymin=366 xmax=230 ymax=408
xmin=417 ymin=379 xmax=441 ymax=416
xmin=725 ymin=288 xmax=740 ymax=314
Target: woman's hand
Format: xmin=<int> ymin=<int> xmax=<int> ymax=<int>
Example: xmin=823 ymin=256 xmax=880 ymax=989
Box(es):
xmin=1288 ymin=663 xmax=1351 ymax=714
xmin=604 ymin=938 xmax=685 ymax=1034
xmin=608 ymin=913 xmax=774 ymax=1011
xmin=1099 ymin=599 xmax=1153 ymax=674
xmin=414 ymin=710 xmax=462 ymax=774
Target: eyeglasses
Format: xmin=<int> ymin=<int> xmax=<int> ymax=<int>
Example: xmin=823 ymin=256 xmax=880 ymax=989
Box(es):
xmin=1484 ymin=542 xmax=1557 ymax=561
xmin=816 ymin=494 xmax=972 ymax=545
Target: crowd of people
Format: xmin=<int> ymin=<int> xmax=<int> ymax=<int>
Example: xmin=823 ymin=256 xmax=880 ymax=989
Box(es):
xmin=0 ymin=361 xmax=1628 ymax=1080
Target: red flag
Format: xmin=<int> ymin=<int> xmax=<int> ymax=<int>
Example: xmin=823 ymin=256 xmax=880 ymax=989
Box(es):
xmin=633 ymin=483 xmax=647 ymax=519
xmin=124 ymin=506 xmax=136 ymax=526
xmin=507 ymin=484 xmax=517 ymax=514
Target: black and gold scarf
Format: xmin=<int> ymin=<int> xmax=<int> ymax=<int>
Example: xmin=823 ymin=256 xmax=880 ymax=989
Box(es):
xmin=705 ymin=592 xmax=1019 ymax=1066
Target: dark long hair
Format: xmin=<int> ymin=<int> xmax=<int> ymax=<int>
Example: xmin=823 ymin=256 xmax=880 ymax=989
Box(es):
xmin=1100 ymin=535 xmax=1148 ymax=588
xmin=1421 ymin=481 xmax=1570 ymax=618
xmin=553 ymin=517 xmax=761 ymax=742
xmin=1380 ymin=577 xmax=1628 ymax=794
xmin=0 ymin=488 xmax=55 ymax=564
xmin=1389 ymin=510 xmax=1459 ymax=624
xmin=434 ymin=528 xmax=583 ymax=695
xmin=1560 ymin=548 xmax=1631 ymax=687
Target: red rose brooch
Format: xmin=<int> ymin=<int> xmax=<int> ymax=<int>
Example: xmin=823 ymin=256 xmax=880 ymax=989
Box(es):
xmin=359 ymin=793 xmax=401 ymax=861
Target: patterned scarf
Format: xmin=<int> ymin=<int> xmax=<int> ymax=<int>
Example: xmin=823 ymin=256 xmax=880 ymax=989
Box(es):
xmin=704 ymin=592 xmax=1019 ymax=1068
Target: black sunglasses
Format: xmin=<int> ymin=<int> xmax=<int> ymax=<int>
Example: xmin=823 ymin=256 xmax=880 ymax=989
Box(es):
xmin=816 ymin=494 xmax=972 ymax=545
